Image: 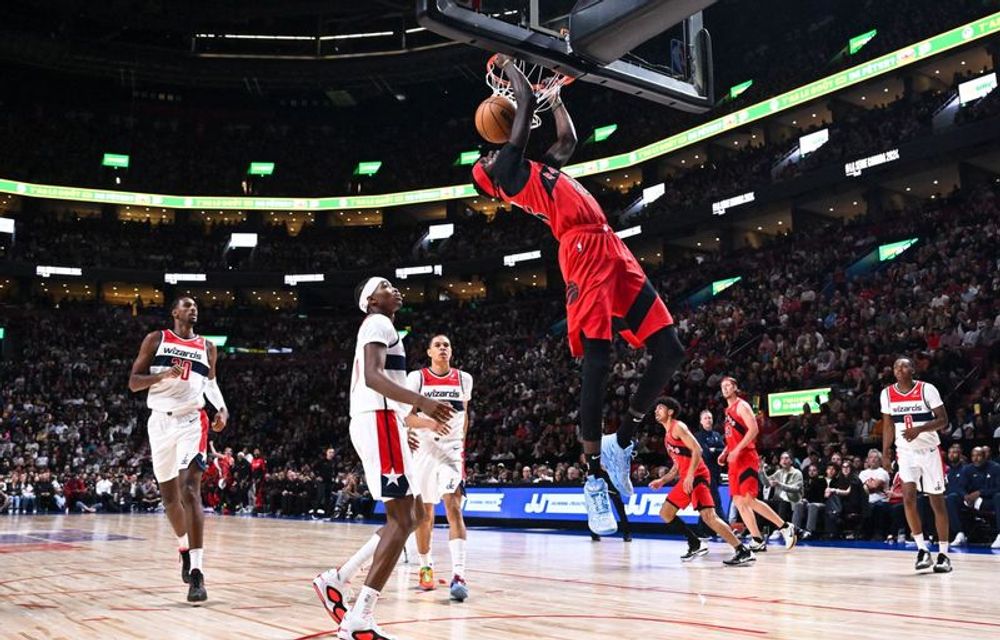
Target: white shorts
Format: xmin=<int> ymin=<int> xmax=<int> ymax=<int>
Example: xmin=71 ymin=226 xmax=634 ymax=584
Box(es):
xmin=898 ymin=446 xmax=946 ymax=495
xmin=148 ymin=410 xmax=208 ymax=483
xmin=351 ymin=410 xmax=418 ymax=502
xmin=412 ymin=438 xmax=464 ymax=505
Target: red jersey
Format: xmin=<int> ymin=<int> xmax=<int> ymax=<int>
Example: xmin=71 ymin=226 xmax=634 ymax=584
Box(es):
xmin=499 ymin=159 xmax=607 ymax=241
xmin=664 ymin=421 xmax=710 ymax=480
xmin=723 ymin=399 xmax=757 ymax=451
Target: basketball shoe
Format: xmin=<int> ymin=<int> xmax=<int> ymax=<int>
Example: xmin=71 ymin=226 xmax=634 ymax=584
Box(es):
xmin=313 ymin=569 xmax=351 ymax=625
xmin=778 ymin=522 xmax=797 ymax=550
xmin=600 ymin=434 xmax=635 ymax=497
xmin=584 ymin=475 xmax=617 ymax=536
xmin=418 ymin=565 xmax=435 ymax=591
xmin=723 ymin=545 xmax=756 ymax=566
xmin=680 ymin=541 xmax=709 ymax=562
xmin=179 ymin=548 xmax=191 ymax=584
xmin=933 ymin=553 xmax=953 ymax=573
xmin=338 ymin=615 xmax=398 ymax=640
xmin=450 ymin=575 xmax=469 ymax=601
xmin=187 ymin=569 xmax=207 ymax=603
xmin=915 ymin=549 xmax=933 ymax=571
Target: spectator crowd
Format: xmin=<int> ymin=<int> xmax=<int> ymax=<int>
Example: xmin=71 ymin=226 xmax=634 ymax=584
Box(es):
xmin=3 ymin=181 xmax=999 ymax=546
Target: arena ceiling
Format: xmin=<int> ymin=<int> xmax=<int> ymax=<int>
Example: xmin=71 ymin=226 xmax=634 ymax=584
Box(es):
xmin=0 ymin=1 xmax=484 ymax=92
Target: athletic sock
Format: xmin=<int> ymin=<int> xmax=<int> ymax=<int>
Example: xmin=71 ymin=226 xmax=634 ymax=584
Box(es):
xmin=617 ymin=410 xmax=644 ymax=449
xmin=752 ymin=536 xmax=764 ymax=545
xmin=913 ymin=533 xmax=928 ymax=551
xmin=354 ymin=585 xmax=379 ymax=620
xmin=189 ymin=548 xmax=203 ymax=571
xmin=587 ymin=454 xmax=602 ymax=477
xmin=338 ymin=533 xmax=381 ymax=581
xmin=177 ymin=534 xmax=189 ymax=550
xmin=418 ymin=553 xmax=433 ymax=568
xmin=449 ymin=538 xmax=467 ymax=578
xmin=939 ymin=541 xmax=949 ymax=555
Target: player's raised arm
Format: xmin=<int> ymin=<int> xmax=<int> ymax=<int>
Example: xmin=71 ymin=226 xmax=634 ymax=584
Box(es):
xmin=543 ymin=87 xmax=577 ymax=168
xmin=496 ymin=54 xmax=536 ymax=149
xmin=128 ymin=331 xmax=179 ymax=392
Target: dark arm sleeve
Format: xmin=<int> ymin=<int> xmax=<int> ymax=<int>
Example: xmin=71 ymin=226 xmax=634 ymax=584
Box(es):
xmin=492 ymin=143 xmax=531 ymax=196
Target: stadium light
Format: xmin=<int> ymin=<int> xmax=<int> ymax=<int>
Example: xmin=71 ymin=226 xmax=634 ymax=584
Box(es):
xmin=0 ymin=218 xmax=13 ymax=234
xmin=729 ymin=80 xmax=753 ymax=100
xmin=711 ymin=276 xmax=742 ymax=295
xmin=102 ymin=153 xmax=130 ymax=169
xmin=164 ymin=273 xmax=207 ymax=284
xmin=768 ymin=387 xmax=831 ymax=416
xmin=284 ymin=273 xmax=324 ymax=286
xmin=958 ymin=72 xmax=997 ymax=105
xmin=592 ymin=124 xmax=618 ymax=142
xmin=395 ymin=264 xmax=442 ymax=279
xmin=844 ymin=148 xmax=899 ymax=177
xmin=641 ymin=183 xmax=665 ymax=205
xmin=228 ymin=232 xmax=258 ymax=249
xmin=456 ymin=150 xmax=481 ymax=165
xmin=203 ymin=335 xmax=229 ymax=347
xmin=878 ymin=238 xmax=918 ymax=262
xmin=712 ymin=191 xmax=755 ymax=216
xmin=615 ymin=225 xmax=642 ymax=239
xmin=799 ymin=128 xmax=830 ymax=156
xmin=248 ymin=162 xmax=275 ymax=176
xmin=503 ymin=250 xmax=541 ymax=267
xmin=36 ymin=265 xmax=82 ymax=278
xmin=354 ymin=161 xmax=383 ymax=176
xmin=848 ymin=29 xmax=877 ymax=55
xmin=427 ymin=223 xmax=454 ymax=241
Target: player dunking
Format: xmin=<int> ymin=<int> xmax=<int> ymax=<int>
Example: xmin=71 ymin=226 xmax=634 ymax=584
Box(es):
xmin=406 ymin=334 xmax=473 ymax=601
xmin=880 ymin=357 xmax=952 ymax=573
xmin=313 ymin=278 xmax=454 ymax=640
xmin=471 ymin=54 xmax=685 ymax=535
xmin=128 ymin=296 xmax=228 ymax=603
xmin=648 ymin=397 xmax=755 ymax=565
xmin=718 ymin=377 xmax=796 ymax=552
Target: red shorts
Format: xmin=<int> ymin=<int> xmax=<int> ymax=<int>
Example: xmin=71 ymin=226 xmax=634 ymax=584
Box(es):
xmin=559 ymin=224 xmax=673 ymax=357
xmin=728 ymin=449 xmax=760 ymax=498
xmin=666 ymin=476 xmax=715 ymax=511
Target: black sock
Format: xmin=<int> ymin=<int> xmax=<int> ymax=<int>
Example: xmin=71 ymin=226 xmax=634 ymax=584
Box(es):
xmin=752 ymin=536 xmax=764 ymax=544
xmin=587 ymin=454 xmax=602 ymax=477
xmin=616 ymin=410 xmax=643 ymax=449
xmin=667 ymin=518 xmax=701 ymax=548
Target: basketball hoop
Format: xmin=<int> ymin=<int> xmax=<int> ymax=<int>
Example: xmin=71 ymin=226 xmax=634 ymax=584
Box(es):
xmin=486 ymin=54 xmax=574 ymax=129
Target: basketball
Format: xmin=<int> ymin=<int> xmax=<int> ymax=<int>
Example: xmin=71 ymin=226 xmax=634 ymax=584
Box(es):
xmin=475 ymin=95 xmax=516 ymax=144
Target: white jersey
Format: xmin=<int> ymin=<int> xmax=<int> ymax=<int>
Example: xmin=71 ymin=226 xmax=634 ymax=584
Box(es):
xmin=880 ymin=380 xmax=943 ymax=452
xmin=405 ymin=367 xmax=473 ymax=444
xmin=147 ymin=330 xmax=209 ymax=414
xmin=350 ymin=314 xmax=408 ymax=418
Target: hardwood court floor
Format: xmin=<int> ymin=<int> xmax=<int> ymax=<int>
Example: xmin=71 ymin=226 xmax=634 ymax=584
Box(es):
xmin=1 ymin=513 xmax=998 ymax=639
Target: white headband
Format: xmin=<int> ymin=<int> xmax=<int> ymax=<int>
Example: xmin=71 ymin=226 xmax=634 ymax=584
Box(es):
xmin=358 ymin=277 xmax=385 ymax=313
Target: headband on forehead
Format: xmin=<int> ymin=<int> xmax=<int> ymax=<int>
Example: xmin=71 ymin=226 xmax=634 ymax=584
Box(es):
xmin=358 ymin=277 xmax=385 ymax=313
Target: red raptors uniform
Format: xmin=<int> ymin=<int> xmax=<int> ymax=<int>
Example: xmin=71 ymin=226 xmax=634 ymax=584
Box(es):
xmin=724 ymin=400 xmax=760 ymax=497
xmin=664 ymin=422 xmax=715 ymax=510
xmin=473 ymin=150 xmax=673 ymax=356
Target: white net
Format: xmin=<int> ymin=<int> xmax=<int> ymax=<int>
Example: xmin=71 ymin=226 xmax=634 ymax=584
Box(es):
xmin=486 ymin=55 xmax=572 ymax=129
